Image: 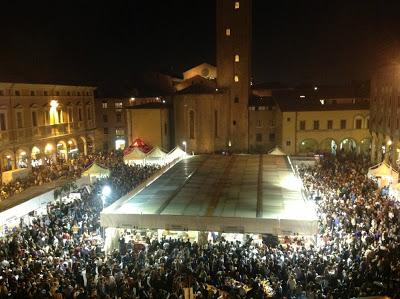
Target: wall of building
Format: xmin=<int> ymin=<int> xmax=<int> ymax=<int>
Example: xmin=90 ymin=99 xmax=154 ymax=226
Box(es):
xmin=281 ymin=109 xmax=370 ymax=155
xmin=370 ymin=64 xmax=400 ymax=165
xmin=216 ymin=0 xmax=252 ymax=153
xmin=173 ymin=93 xmax=229 ymax=154
xmin=95 ymin=98 xmax=129 ymax=151
xmin=127 ymin=108 xmax=170 ymax=151
xmin=248 ymin=107 xmax=279 ymax=153
xmin=0 ymin=82 xmax=96 ymax=171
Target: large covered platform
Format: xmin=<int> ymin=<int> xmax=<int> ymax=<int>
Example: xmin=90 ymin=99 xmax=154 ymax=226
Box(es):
xmin=100 ymin=155 xmax=318 ymax=235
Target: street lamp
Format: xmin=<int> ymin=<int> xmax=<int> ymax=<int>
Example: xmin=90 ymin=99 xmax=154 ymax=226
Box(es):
xmin=182 ymin=141 xmax=187 ymax=155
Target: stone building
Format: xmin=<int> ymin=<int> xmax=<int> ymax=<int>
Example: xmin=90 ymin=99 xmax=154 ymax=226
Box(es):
xmin=274 ymin=87 xmax=371 ymax=155
xmin=95 ymin=97 xmax=130 ymax=151
xmin=370 ymin=64 xmax=400 ymax=166
xmin=0 ymin=82 xmax=96 ymax=171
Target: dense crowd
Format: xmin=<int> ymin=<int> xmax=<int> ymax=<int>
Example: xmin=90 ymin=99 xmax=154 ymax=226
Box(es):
xmin=0 ymin=152 xmax=160 ymax=298
xmin=0 ymin=152 xmax=125 ymax=201
xmin=0 ymin=151 xmax=399 ymax=298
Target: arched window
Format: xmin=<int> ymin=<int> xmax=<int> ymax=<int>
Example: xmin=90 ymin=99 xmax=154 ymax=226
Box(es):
xmin=189 ymin=110 xmax=195 ymax=139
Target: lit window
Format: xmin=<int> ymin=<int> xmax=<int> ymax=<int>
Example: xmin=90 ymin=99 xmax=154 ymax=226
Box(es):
xmin=234 ymin=75 xmax=239 ymax=82
xmin=102 ymin=102 xmax=108 ymax=109
xmin=115 ymin=128 xmax=125 ymax=136
xmin=226 ymin=28 xmax=231 ymax=36
xmin=115 ymin=102 xmax=123 ymax=108
xmin=235 ymin=54 xmax=240 ymax=62
xmin=235 ymin=1 xmax=240 ymax=9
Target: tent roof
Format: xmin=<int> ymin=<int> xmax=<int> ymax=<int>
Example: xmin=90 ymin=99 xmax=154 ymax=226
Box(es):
xmin=167 ymin=146 xmax=185 ymax=157
xmin=368 ymin=162 xmax=399 ymax=177
xmin=82 ymin=162 xmax=110 ymax=177
xmin=124 ymin=147 xmax=147 ymax=160
xmin=268 ymin=147 xmax=286 ymax=156
xmin=146 ymin=146 xmax=166 ymax=159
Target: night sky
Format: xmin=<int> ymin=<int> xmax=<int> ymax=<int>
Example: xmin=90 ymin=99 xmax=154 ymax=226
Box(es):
xmin=1 ymin=0 xmax=400 ymax=93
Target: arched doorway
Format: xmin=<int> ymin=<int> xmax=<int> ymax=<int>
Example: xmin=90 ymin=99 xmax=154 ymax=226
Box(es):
xmin=67 ymin=138 xmax=78 ymax=159
xmin=320 ymin=138 xmax=337 ymax=155
xmin=1 ymin=151 xmax=14 ymax=171
xmin=16 ymin=148 xmax=29 ymax=168
xmin=56 ymin=141 xmax=68 ymax=162
xmin=44 ymin=143 xmax=56 ymax=164
xmin=339 ymin=138 xmax=357 ymax=152
xmin=31 ymin=146 xmax=42 ymax=167
xmin=360 ymin=138 xmax=371 ymax=155
xmin=298 ymin=139 xmax=318 ymax=154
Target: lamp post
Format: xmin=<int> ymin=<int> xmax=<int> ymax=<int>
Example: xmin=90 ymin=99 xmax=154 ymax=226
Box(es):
xmin=182 ymin=141 xmax=187 ymax=155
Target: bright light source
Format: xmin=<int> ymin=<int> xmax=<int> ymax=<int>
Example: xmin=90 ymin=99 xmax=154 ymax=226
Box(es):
xmin=102 ymin=185 xmax=111 ymax=197
xmin=162 ymin=100 xmax=166 ymax=104
xmin=68 ymin=140 xmax=73 ymax=145
xmin=320 ymin=99 xmax=325 ymax=105
xmin=387 ymin=140 xmax=392 ymax=146
xmin=314 ymin=86 xmax=318 ymax=91
xmin=300 ymin=95 xmax=305 ymax=98
xmin=228 ymin=140 xmax=232 ymax=147
xmin=182 ymin=141 xmax=187 ymax=146
xmin=50 ymin=100 xmax=59 ymax=108
xmin=20 ymin=151 xmax=26 ymax=156
xmin=215 ymin=88 xmax=219 ymax=92
xmin=45 ymin=144 xmax=53 ymax=152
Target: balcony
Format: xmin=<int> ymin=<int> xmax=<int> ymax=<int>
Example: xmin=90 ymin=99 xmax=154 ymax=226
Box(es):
xmin=0 ymin=122 xmax=92 ymax=147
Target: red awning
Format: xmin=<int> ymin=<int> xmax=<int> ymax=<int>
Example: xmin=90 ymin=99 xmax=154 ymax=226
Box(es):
xmin=123 ymin=138 xmax=153 ymax=155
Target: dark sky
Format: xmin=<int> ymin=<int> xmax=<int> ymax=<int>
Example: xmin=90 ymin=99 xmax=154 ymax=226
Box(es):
xmin=1 ymin=0 xmax=400 ymax=92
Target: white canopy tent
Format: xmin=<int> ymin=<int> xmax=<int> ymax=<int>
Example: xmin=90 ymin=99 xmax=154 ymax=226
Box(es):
xmin=82 ymin=163 xmax=110 ymax=183
xmin=268 ymin=146 xmax=286 ymax=156
xmin=123 ymin=147 xmax=147 ymax=165
xmin=165 ymin=146 xmax=186 ymax=163
xmin=145 ymin=146 xmax=167 ymax=165
xmin=368 ymin=162 xmax=399 ymax=188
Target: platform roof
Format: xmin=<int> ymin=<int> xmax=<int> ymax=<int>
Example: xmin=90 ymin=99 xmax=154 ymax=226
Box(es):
xmin=101 ymin=155 xmax=318 ymax=235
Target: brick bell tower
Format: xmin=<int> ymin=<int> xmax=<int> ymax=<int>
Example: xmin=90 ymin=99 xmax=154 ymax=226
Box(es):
xmin=216 ymin=0 xmax=252 ymax=152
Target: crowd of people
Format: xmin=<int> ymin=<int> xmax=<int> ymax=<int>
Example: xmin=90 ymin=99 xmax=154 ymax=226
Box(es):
xmin=0 ymin=151 xmax=399 ymax=298
xmin=0 ymin=151 xmax=129 ymax=201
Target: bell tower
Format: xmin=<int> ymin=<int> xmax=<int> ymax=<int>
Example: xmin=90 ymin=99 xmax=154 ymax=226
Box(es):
xmin=216 ymin=0 xmax=252 ymax=152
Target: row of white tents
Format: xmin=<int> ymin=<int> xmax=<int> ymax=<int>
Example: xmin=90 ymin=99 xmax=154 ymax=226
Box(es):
xmin=123 ymin=145 xmax=187 ymax=165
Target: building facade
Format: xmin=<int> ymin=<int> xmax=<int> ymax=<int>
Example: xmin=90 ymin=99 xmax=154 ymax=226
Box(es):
xmin=0 ymin=82 xmax=96 ymax=172
xmin=370 ymin=64 xmax=400 ymax=167
xmin=95 ymin=97 xmax=130 ymax=151
xmin=173 ymin=0 xmax=252 ymax=154
xmin=126 ymin=103 xmax=171 ymax=151
xmin=275 ymin=90 xmax=371 ymax=155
